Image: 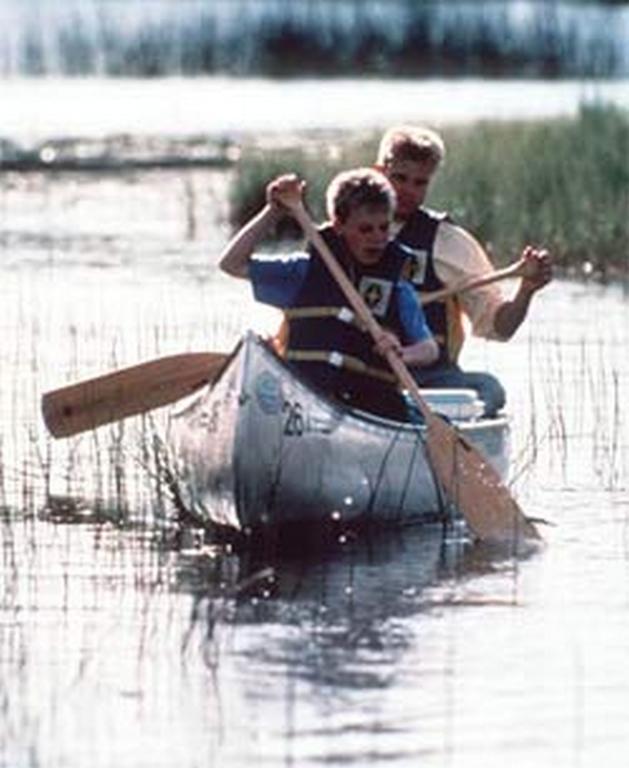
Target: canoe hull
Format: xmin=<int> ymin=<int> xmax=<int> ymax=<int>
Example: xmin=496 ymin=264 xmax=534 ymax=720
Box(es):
xmin=168 ymin=333 xmax=510 ymax=533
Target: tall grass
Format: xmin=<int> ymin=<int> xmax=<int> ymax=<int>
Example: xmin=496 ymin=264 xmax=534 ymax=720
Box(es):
xmin=3 ymin=0 xmax=626 ymax=78
xmin=229 ymin=105 xmax=629 ymax=274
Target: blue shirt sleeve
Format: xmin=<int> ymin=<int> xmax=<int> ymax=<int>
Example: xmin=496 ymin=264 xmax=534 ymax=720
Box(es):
xmin=249 ymin=253 xmax=309 ymax=308
xmin=396 ymin=281 xmax=433 ymax=344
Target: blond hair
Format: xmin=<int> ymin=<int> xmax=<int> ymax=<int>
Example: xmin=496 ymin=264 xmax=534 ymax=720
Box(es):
xmin=377 ymin=125 xmax=446 ymax=167
xmin=326 ymin=167 xmax=396 ymax=223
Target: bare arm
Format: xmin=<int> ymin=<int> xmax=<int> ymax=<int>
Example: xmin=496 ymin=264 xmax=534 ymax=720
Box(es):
xmin=218 ymin=204 xmax=280 ymax=279
xmin=402 ymin=337 xmax=439 ymax=367
xmin=493 ymin=245 xmax=553 ymax=339
xmin=219 ymin=174 xmax=305 ymax=279
xmin=373 ymin=331 xmax=439 ymax=368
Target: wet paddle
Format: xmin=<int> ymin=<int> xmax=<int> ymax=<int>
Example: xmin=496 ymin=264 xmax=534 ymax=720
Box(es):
xmin=42 ymin=352 xmax=228 ymax=438
xmin=287 ymin=199 xmax=541 ymax=545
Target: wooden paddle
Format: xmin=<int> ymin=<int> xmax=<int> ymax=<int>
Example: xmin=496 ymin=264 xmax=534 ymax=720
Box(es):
xmin=286 ymin=199 xmax=540 ymax=545
xmin=41 ymin=258 xmax=530 ymax=439
xmin=420 ymin=257 xmax=532 ymax=304
xmin=42 ymin=352 xmax=228 ymax=438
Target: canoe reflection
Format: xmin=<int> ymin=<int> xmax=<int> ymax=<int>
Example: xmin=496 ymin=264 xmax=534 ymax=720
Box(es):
xmin=174 ymin=523 xmax=517 ymax=689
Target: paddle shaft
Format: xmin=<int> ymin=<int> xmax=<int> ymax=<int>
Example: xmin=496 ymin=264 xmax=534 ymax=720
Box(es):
xmin=419 ymin=258 xmax=530 ymax=305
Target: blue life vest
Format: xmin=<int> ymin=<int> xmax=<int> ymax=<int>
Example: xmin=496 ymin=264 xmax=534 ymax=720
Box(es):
xmin=285 ymin=225 xmax=408 ymax=382
xmin=396 ymin=207 xmax=464 ymax=365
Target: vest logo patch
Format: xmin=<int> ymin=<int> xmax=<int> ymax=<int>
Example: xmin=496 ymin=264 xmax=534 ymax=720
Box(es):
xmin=405 ymin=248 xmax=428 ymax=285
xmin=358 ymin=277 xmax=392 ymax=318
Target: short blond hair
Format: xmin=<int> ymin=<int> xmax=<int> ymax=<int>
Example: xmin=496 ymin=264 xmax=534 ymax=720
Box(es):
xmin=377 ymin=125 xmax=446 ymax=167
xmin=326 ymin=167 xmax=396 ymax=224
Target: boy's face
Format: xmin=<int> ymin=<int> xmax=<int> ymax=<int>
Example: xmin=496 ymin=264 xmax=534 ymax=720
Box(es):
xmin=382 ymin=157 xmax=438 ymax=219
xmin=334 ymin=204 xmax=392 ymax=266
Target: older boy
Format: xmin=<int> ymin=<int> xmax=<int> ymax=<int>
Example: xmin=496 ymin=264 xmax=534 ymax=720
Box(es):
xmin=376 ymin=125 xmax=553 ymax=416
xmin=219 ymin=168 xmax=438 ymax=421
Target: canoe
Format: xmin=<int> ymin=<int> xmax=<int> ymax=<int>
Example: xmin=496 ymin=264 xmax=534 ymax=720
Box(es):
xmin=167 ymin=332 xmax=510 ymax=534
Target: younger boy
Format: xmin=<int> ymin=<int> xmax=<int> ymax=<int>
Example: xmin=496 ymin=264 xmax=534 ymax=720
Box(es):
xmin=219 ymin=168 xmax=438 ymax=421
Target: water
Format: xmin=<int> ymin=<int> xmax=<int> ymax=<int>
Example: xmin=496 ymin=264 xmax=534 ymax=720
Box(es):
xmin=1 ymin=156 xmax=628 ymax=766
xmin=2 ymin=76 xmax=628 ymax=161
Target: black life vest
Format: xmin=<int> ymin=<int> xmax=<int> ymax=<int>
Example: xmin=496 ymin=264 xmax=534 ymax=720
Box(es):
xmin=396 ymin=207 xmax=464 ymax=365
xmin=284 ymin=225 xmax=408 ymax=383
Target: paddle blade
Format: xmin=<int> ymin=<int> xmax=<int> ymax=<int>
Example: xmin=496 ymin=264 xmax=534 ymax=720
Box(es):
xmin=42 ymin=352 xmax=227 ymax=438
xmin=425 ymin=412 xmax=541 ymax=543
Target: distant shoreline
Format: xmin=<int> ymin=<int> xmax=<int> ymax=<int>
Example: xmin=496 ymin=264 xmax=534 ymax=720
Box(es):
xmin=2 ymin=76 xmax=628 ymax=153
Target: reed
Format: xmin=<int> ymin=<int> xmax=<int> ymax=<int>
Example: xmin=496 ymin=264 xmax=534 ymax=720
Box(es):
xmin=228 ymin=105 xmax=629 ymax=274
xmin=508 ymin=330 xmax=627 ymax=495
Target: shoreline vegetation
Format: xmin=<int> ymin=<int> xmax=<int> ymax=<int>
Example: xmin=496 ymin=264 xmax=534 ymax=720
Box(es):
xmin=229 ymin=104 xmax=629 ymax=278
xmin=2 ymin=0 xmax=627 ymax=79
xmin=0 ymin=105 xmax=626 ymax=279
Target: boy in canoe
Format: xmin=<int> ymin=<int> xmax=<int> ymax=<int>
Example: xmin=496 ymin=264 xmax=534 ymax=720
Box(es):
xmin=219 ymin=168 xmax=439 ymax=421
xmin=376 ymin=125 xmax=553 ymax=416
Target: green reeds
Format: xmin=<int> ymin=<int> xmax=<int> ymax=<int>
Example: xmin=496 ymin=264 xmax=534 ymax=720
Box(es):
xmin=228 ymin=104 xmax=629 ymax=274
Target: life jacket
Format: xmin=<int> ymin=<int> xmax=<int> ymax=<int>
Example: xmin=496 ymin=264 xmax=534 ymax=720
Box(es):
xmin=396 ymin=207 xmax=465 ymax=365
xmin=283 ymin=225 xmax=407 ymax=384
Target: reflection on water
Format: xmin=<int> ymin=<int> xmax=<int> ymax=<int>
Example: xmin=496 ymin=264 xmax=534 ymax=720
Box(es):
xmin=1 ymin=163 xmax=629 ymax=767
xmin=4 ymin=493 xmax=629 ymax=767
xmin=0 ymin=519 xmax=526 ymax=768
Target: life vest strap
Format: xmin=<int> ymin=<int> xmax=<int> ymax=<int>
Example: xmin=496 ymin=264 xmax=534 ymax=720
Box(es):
xmin=286 ymin=349 xmax=397 ymax=385
xmin=284 ymin=305 xmax=362 ymax=328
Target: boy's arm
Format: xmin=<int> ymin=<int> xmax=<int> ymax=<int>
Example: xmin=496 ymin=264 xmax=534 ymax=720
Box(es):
xmin=434 ymin=224 xmax=552 ymax=340
xmin=492 ymin=245 xmax=553 ymax=339
xmin=219 ymin=174 xmax=306 ymax=280
xmin=373 ymin=282 xmax=439 ymax=367
xmin=218 ymin=204 xmax=281 ymax=279
xmin=373 ymin=331 xmax=438 ymax=367
xmin=401 ymin=337 xmax=439 ymax=367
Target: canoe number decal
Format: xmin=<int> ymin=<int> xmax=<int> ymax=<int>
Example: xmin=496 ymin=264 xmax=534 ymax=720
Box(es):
xmin=253 ymin=371 xmax=317 ymax=437
xmin=282 ymin=401 xmax=304 ymax=436
xmin=254 ymin=371 xmax=283 ymax=415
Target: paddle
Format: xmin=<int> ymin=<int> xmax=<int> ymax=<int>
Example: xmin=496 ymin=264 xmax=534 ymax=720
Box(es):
xmin=420 ymin=257 xmax=532 ymax=304
xmin=285 ymin=198 xmax=540 ymax=545
xmin=42 ymin=352 xmax=228 ymax=438
xmin=41 ymin=259 xmax=530 ymax=439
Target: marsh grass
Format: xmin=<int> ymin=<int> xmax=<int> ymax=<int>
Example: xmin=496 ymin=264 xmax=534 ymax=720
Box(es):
xmin=229 ymin=105 xmax=629 ymax=274
xmin=509 ymin=331 xmax=627 ymax=495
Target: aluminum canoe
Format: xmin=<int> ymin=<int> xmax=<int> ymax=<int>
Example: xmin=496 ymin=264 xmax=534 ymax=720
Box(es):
xmin=167 ymin=332 xmax=510 ymax=533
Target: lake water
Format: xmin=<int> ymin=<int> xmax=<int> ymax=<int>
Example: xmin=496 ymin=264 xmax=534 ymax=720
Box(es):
xmin=2 ymin=77 xmax=629 ymax=151
xmin=1 ymin=157 xmax=628 ymax=767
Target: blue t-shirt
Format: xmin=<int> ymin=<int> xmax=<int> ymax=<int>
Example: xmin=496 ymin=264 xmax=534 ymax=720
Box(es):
xmin=250 ymin=253 xmax=432 ymax=345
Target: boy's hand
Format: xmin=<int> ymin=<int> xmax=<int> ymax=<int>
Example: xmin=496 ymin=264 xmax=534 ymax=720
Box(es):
xmin=373 ymin=330 xmax=403 ymax=359
xmin=520 ymin=245 xmax=553 ymax=293
xmin=266 ymin=174 xmax=306 ymax=213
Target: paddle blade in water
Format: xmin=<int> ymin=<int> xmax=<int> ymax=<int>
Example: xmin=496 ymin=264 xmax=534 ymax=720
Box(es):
xmin=424 ymin=412 xmax=541 ymax=543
